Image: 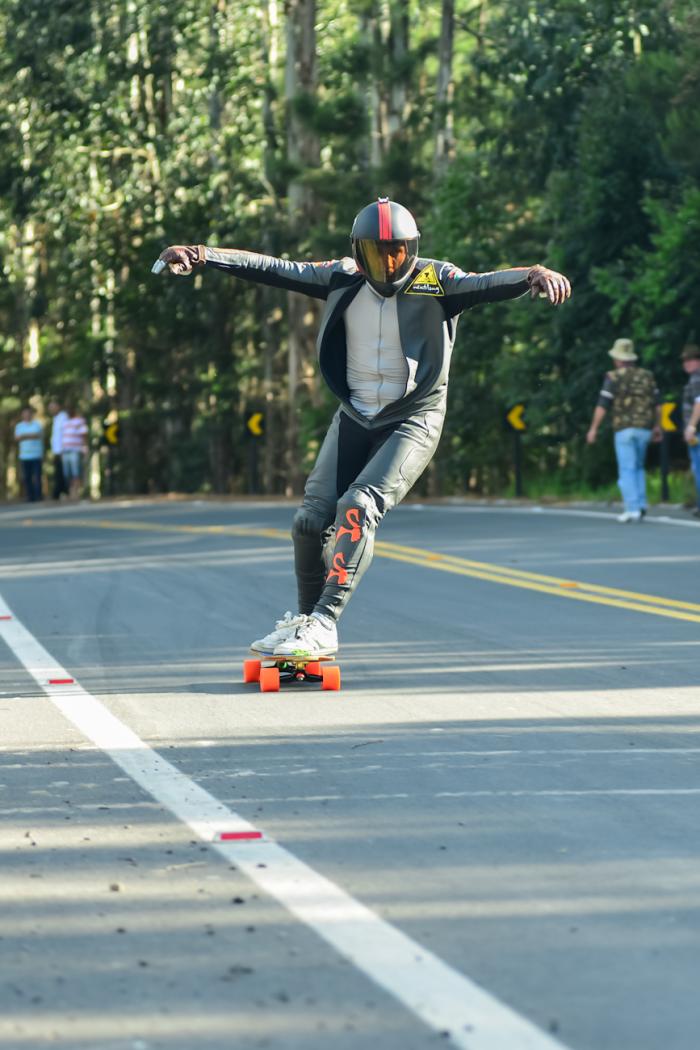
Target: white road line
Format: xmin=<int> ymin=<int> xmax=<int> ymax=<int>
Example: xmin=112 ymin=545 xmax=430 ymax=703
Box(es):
xmin=434 ymin=788 xmax=700 ymax=798
xmin=324 ymin=748 xmax=700 ymax=757
xmin=425 ymin=504 xmax=700 ymax=528
xmin=0 ymin=595 xmax=567 ymax=1050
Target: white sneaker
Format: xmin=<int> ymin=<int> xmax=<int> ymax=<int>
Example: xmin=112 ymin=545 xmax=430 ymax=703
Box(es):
xmin=275 ymin=614 xmax=338 ymax=658
xmin=250 ymin=611 xmax=308 ymax=655
xmin=617 ymin=511 xmax=642 ymax=523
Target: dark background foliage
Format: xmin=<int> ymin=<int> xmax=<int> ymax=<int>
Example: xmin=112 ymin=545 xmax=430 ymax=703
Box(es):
xmin=1 ymin=0 xmax=697 ymax=500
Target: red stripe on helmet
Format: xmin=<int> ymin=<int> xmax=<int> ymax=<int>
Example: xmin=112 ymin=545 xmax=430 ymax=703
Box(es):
xmin=377 ymin=198 xmax=392 ymax=240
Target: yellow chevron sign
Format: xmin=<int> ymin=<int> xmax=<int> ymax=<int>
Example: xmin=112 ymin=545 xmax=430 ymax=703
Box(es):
xmin=247 ymin=412 xmax=264 ymax=437
xmin=660 ymin=402 xmax=677 ymax=432
xmin=506 ymin=404 xmax=526 ymax=431
xmin=104 ymin=421 xmax=119 ymax=445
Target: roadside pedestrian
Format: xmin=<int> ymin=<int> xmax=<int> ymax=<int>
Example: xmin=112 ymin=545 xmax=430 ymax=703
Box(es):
xmin=61 ymin=403 xmax=89 ymax=501
xmin=154 ymin=197 xmax=571 ymax=659
xmin=680 ymin=343 xmax=700 ymax=518
xmin=586 ymin=338 xmax=661 ymax=523
xmin=14 ymin=405 xmax=44 ymax=502
xmin=47 ymin=398 xmax=69 ymax=500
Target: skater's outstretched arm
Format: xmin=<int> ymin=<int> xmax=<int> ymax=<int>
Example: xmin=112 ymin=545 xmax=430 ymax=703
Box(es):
xmin=152 ymin=244 xmax=355 ymax=300
xmin=439 ymin=262 xmax=571 ymax=317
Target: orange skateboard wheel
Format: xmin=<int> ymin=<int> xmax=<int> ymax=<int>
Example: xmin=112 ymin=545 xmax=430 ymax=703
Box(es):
xmin=259 ymin=666 xmax=281 ymax=693
xmin=321 ymin=665 xmax=341 ymax=691
xmin=243 ymin=659 xmax=261 ymax=683
xmin=305 ymin=661 xmax=321 ymax=677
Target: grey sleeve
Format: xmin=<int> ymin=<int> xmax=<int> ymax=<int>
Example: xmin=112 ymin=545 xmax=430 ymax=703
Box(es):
xmin=204 ymin=248 xmax=353 ymax=300
xmin=437 ymin=262 xmax=531 ymax=317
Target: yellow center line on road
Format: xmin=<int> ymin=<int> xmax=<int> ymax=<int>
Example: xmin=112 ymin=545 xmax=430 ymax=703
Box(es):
xmin=18 ymin=517 xmax=287 ymax=541
xmin=374 ymin=540 xmax=700 ymax=615
xmin=15 ymin=516 xmax=700 ymax=625
xmin=373 ymin=544 xmax=700 ymax=625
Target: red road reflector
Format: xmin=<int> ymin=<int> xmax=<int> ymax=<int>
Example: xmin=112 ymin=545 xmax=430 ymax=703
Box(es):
xmin=49 ymin=678 xmax=75 ymax=685
xmin=217 ymin=831 xmax=263 ymax=842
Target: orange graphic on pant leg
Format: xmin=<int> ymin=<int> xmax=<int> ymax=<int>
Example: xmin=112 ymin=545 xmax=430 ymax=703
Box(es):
xmin=336 ymin=508 xmax=362 ymax=543
xmin=327 ymin=552 xmax=349 ymax=585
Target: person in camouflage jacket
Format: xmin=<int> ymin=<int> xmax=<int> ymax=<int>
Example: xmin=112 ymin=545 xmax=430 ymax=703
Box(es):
xmin=587 ymin=338 xmax=661 ymax=523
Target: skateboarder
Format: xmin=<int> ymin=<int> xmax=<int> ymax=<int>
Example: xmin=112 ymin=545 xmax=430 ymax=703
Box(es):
xmin=155 ymin=198 xmax=571 ymax=659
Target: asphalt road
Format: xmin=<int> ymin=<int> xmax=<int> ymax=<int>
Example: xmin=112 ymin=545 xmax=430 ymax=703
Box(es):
xmin=1 ymin=498 xmax=699 ymax=1050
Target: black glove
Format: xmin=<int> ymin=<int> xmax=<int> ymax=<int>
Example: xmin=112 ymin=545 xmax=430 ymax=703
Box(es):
xmin=527 ymin=265 xmax=571 ymax=305
xmin=155 ymin=244 xmax=206 ymax=276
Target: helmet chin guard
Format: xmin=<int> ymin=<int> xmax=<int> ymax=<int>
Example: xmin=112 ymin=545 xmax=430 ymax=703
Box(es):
xmin=351 ymin=197 xmax=420 ymax=296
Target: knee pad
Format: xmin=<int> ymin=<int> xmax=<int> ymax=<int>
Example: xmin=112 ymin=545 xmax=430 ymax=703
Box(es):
xmin=292 ymin=505 xmax=332 ymax=541
xmin=335 ymin=487 xmax=381 ymax=536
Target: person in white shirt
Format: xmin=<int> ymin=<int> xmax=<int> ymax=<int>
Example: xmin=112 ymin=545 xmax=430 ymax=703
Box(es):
xmin=14 ymin=405 xmax=44 ymax=502
xmin=61 ymin=404 xmax=89 ymax=500
xmin=48 ymin=399 xmax=69 ymax=500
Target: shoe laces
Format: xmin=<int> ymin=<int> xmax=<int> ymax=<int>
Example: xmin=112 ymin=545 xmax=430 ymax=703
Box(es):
xmin=274 ymin=611 xmax=306 ymax=630
xmin=293 ymin=616 xmax=323 ymax=639
xmin=296 ymin=615 xmax=336 ymax=639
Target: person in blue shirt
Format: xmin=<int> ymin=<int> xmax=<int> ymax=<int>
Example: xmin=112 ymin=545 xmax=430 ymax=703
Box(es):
xmin=14 ymin=405 xmax=44 ymax=502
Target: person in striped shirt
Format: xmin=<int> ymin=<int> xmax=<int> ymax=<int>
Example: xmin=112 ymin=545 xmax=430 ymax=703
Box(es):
xmin=61 ymin=404 xmax=89 ymax=500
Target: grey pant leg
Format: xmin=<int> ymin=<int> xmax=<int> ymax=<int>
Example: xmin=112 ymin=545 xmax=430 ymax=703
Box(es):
xmin=314 ymin=408 xmax=444 ymax=621
xmin=292 ymin=410 xmax=350 ymax=614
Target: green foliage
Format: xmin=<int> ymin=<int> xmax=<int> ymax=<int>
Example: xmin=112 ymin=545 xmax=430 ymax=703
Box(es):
xmin=0 ymin=0 xmax=698 ymax=500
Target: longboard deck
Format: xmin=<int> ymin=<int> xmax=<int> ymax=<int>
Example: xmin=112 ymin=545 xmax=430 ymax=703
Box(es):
xmin=249 ymin=650 xmax=336 ymax=663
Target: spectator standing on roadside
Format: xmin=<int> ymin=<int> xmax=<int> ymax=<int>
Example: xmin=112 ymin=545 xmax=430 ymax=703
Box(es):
xmin=681 ymin=343 xmax=700 ymax=518
xmin=47 ymin=398 xmax=69 ymax=500
xmin=61 ymin=404 xmax=89 ymax=501
xmin=14 ymin=405 xmax=44 ymax=502
xmin=587 ymin=338 xmax=661 ymax=523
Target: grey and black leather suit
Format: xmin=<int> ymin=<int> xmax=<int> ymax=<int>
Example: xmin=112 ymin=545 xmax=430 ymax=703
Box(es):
xmin=204 ymin=248 xmax=532 ymax=620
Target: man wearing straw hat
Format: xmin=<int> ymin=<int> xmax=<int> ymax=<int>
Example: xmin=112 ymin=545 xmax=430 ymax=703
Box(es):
xmin=680 ymin=343 xmax=700 ymax=518
xmin=586 ymin=338 xmax=661 ymax=522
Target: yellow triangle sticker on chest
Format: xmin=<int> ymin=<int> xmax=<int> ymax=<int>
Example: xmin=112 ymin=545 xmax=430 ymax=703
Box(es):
xmin=406 ymin=262 xmax=444 ymax=296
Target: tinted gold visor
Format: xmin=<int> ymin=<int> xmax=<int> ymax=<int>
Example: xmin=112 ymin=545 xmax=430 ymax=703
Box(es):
xmin=355 ymin=238 xmax=417 ymax=285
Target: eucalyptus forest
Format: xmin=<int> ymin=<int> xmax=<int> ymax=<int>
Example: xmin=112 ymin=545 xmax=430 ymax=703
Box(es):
xmin=1 ymin=1 xmax=698 ymax=499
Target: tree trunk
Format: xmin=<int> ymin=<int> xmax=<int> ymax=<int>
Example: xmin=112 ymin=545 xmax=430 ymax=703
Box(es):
xmin=284 ymin=0 xmax=320 ymax=496
xmin=434 ymin=0 xmax=455 ymax=172
xmin=358 ymin=2 xmax=389 ymax=166
xmin=386 ymin=1 xmax=410 ymax=140
xmin=260 ymin=0 xmax=282 ymax=493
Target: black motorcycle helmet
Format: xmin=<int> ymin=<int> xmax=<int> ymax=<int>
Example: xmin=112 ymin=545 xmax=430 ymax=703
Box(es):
xmin=351 ymin=197 xmax=420 ymax=296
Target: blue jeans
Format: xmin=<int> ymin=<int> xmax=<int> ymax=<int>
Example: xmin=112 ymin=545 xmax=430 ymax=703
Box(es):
xmin=20 ymin=458 xmax=43 ymax=502
xmin=614 ymin=427 xmax=651 ymax=512
xmin=688 ymin=441 xmax=700 ymax=508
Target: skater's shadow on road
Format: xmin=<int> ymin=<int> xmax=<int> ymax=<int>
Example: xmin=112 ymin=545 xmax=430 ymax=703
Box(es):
xmin=188 ymin=681 xmax=241 ymax=695
xmin=186 ymin=679 xmax=352 ymax=697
